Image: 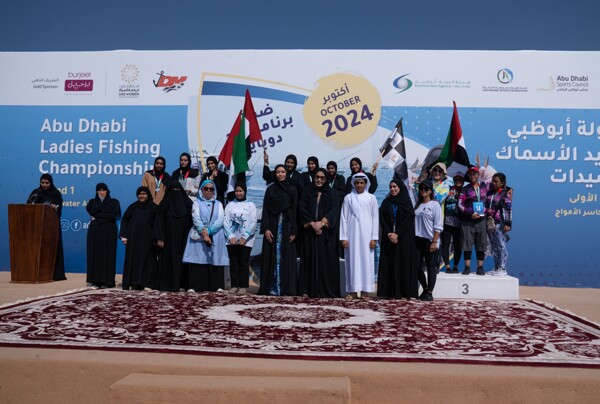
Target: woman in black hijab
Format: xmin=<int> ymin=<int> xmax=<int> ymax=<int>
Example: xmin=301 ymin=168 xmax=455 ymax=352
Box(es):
xmin=326 ymin=161 xmax=346 ymax=197
xmin=299 ymin=156 xmax=320 ymax=193
xmin=377 ymin=179 xmax=419 ymax=299
xmin=298 ymin=168 xmax=340 ymax=297
xmin=153 ymin=181 xmax=193 ymax=291
xmin=142 ymin=156 xmax=170 ymax=205
xmin=27 ymin=173 xmax=66 ymax=281
xmin=86 ymin=183 xmax=121 ymax=288
xmin=172 ymin=152 xmax=200 ymax=200
xmin=258 ymin=164 xmax=298 ymax=296
xmin=119 ymin=186 xmax=158 ymax=290
xmin=201 ymin=156 xmax=229 ymax=204
xmin=262 ymin=153 xmax=302 ymax=194
xmin=344 ymin=157 xmax=378 ymax=195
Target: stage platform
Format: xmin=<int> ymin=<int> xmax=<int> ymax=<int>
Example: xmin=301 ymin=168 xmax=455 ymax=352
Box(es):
xmin=1 ymin=272 xmax=599 ymax=404
xmin=434 ymin=272 xmax=519 ymax=300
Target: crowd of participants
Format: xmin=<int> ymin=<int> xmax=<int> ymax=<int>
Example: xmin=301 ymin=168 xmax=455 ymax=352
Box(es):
xmin=28 ymin=151 xmax=512 ymax=302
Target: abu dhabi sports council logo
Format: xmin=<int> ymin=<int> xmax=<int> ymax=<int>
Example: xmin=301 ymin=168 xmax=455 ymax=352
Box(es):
xmin=392 ymin=74 xmax=413 ymax=93
xmin=537 ymin=75 xmax=589 ymax=93
xmin=497 ymin=68 xmax=514 ymax=84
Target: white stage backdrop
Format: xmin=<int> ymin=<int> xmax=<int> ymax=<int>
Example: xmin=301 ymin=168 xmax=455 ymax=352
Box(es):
xmin=0 ymin=50 xmax=598 ymax=287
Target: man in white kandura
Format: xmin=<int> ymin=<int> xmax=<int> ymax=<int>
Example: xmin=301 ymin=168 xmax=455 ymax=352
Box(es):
xmin=340 ymin=172 xmax=379 ymax=300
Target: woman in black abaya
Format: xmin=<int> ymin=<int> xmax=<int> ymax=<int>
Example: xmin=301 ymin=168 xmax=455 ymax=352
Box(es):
xmin=263 ymin=153 xmax=302 ymax=194
xmin=86 ymin=183 xmax=121 ymax=288
xmin=142 ymin=156 xmax=171 ymax=205
xmin=153 ymin=181 xmax=193 ymax=291
xmin=171 ymin=152 xmax=200 ymax=200
xmin=377 ymin=179 xmax=419 ymax=299
xmin=119 ymin=186 xmax=158 ymax=290
xmin=258 ymin=164 xmax=298 ymax=296
xmin=299 ymin=168 xmax=340 ymax=297
xmin=299 ymin=156 xmax=320 ymax=194
xmin=27 ymin=173 xmax=66 ymax=281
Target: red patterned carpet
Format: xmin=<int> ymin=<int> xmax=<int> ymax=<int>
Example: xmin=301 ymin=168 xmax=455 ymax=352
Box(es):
xmin=1 ymin=289 xmax=598 ymax=368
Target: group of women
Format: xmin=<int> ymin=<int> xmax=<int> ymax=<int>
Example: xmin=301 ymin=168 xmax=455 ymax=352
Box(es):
xmin=119 ymin=154 xmax=255 ymax=293
xmin=29 ymin=151 xmax=512 ymax=302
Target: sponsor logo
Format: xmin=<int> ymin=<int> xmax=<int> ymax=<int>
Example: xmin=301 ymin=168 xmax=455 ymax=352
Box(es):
xmin=392 ymin=74 xmax=413 ymax=93
xmin=153 ymin=70 xmax=187 ymax=92
xmin=119 ymin=64 xmax=140 ymax=98
xmin=537 ymin=75 xmax=589 ymax=93
xmin=65 ymin=71 xmax=94 ymax=93
xmin=393 ymin=73 xmax=471 ymax=94
xmin=497 ymin=68 xmax=513 ymax=84
xmin=482 ymin=68 xmax=528 ymax=93
xmin=31 ymin=77 xmax=60 ymax=90
xmin=65 ymin=79 xmax=94 ymax=92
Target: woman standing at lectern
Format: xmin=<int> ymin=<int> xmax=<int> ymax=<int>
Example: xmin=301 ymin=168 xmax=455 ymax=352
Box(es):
xmin=27 ymin=173 xmax=67 ymax=281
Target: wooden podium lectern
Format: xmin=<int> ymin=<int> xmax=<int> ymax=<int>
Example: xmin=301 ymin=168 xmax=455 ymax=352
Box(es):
xmin=8 ymin=204 xmax=59 ymax=283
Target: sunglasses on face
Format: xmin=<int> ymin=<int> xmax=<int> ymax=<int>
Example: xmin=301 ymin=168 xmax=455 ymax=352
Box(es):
xmin=432 ymin=168 xmax=444 ymax=174
xmin=203 ymin=187 xmax=215 ymax=191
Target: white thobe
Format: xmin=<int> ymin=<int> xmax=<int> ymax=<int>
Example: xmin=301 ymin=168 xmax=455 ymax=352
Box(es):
xmin=339 ymin=191 xmax=379 ymax=293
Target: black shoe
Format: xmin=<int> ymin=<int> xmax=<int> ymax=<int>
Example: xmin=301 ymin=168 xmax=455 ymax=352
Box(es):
xmin=451 ymin=267 xmax=459 ymax=274
xmin=445 ymin=267 xmax=452 ymax=274
xmin=476 ymin=267 xmax=485 ymax=275
xmin=420 ymin=291 xmax=433 ymax=301
xmin=462 ymin=266 xmax=471 ymax=275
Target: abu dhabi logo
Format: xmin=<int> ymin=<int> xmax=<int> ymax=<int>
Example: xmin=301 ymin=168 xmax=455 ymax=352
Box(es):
xmin=392 ymin=73 xmax=413 ymax=93
xmin=497 ymin=68 xmax=514 ymax=84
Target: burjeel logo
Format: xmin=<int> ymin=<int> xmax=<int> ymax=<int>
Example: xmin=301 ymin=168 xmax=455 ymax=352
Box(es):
xmin=392 ymin=73 xmax=413 ymax=93
xmin=65 ymin=80 xmax=93 ymax=92
xmin=65 ymin=71 xmax=93 ymax=92
xmin=497 ymin=68 xmax=513 ymax=84
xmin=153 ymin=71 xmax=187 ymax=92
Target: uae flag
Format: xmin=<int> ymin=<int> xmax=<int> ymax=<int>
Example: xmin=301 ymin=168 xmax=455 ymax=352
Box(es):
xmin=435 ymin=101 xmax=471 ymax=170
xmin=218 ymin=89 xmax=263 ymax=194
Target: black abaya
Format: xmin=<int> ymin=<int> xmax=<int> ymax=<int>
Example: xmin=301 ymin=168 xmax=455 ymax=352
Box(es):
xmin=258 ymin=176 xmax=298 ymax=296
xmin=153 ymin=182 xmax=193 ymax=291
xmin=298 ymin=182 xmax=340 ymax=297
xmin=377 ymin=183 xmax=419 ymax=299
xmin=86 ymin=194 xmax=121 ymax=287
xmin=119 ymin=193 xmax=157 ymax=290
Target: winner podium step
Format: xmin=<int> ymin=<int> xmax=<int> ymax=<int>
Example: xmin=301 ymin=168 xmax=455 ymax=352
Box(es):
xmin=432 ymin=272 xmax=519 ymax=300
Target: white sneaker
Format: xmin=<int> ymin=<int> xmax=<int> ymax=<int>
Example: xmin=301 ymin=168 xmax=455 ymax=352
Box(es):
xmin=186 ymin=289 xmax=195 ymax=293
xmin=491 ymin=268 xmax=507 ymax=276
xmin=237 ymin=288 xmax=247 ymax=295
xmin=228 ymin=287 xmax=239 ymax=294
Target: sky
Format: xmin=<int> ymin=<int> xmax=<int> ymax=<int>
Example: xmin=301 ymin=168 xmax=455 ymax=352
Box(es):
xmin=1 ymin=0 xmax=599 ymax=52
